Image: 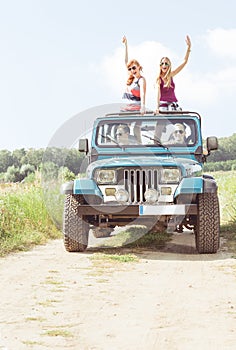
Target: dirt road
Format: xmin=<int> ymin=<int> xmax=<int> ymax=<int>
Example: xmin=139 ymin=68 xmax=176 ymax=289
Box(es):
xmin=0 ymin=232 xmax=236 ymax=350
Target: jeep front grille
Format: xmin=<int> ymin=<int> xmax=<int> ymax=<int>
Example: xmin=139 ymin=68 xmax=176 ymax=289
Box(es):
xmin=124 ymin=168 xmax=159 ymax=203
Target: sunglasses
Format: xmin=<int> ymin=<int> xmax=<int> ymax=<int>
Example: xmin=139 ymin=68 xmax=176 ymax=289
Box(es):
xmin=174 ymin=130 xmax=184 ymax=134
xmin=128 ymin=65 xmax=137 ymax=71
xmin=160 ymin=62 xmax=169 ymax=67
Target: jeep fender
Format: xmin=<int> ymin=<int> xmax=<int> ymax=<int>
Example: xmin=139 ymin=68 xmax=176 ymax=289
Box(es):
xmin=174 ymin=176 xmax=217 ymax=199
xmin=60 ymin=179 xmax=103 ymax=199
xmin=74 ymin=179 xmax=103 ymax=199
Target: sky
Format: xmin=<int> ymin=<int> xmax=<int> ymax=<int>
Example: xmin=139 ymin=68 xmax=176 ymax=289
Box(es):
xmin=0 ymin=0 xmax=236 ymax=150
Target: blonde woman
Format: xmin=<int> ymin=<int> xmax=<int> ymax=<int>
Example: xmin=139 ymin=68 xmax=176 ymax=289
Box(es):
xmin=156 ymin=35 xmax=191 ymax=114
xmin=121 ymin=35 xmax=146 ymax=115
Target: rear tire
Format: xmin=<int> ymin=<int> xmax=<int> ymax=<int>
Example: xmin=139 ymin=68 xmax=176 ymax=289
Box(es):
xmin=195 ymin=193 xmax=220 ymax=254
xmin=63 ymin=194 xmax=89 ymax=252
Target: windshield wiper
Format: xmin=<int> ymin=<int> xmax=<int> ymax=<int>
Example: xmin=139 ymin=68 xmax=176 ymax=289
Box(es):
xmin=142 ymin=134 xmax=169 ymax=150
xmin=100 ymin=134 xmax=123 ymax=149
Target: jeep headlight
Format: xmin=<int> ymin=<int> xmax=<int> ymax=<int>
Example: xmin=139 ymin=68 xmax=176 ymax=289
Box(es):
xmin=161 ymin=168 xmax=181 ymax=183
xmin=95 ymin=169 xmax=116 ymax=184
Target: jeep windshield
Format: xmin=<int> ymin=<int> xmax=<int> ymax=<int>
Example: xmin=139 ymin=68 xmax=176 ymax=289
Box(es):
xmin=96 ymin=117 xmax=197 ymax=147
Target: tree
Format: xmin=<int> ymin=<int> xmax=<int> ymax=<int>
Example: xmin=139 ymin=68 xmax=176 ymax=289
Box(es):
xmin=208 ymin=133 xmax=236 ymax=162
xmin=21 ymin=148 xmax=44 ymax=169
xmin=4 ymin=166 xmax=22 ymax=182
xmin=41 ymin=161 xmax=59 ymax=181
xmin=0 ymin=150 xmax=13 ymax=173
xmin=64 ymin=149 xmax=83 ymax=175
xmin=20 ymin=164 xmax=35 ymax=178
xmin=12 ymin=149 xmax=26 ymax=168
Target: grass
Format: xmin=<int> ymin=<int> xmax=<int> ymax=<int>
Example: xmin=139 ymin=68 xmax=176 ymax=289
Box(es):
xmin=220 ymin=222 xmax=236 ymax=255
xmin=93 ymin=225 xmax=172 ymax=250
xmin=22 ymin=340 xmax=45 ymax=346
xmin=0 ymin=181 xmax=61 ymax=257
xmin=25 ymin=316 xmax=46 ymax=322
xmin=38 ymin=299 xmax=61 ymax=307
xmin=42 ymin=179 xmax=64 ymax=229
xmin=90 ymin=252 xmax=139 ymax=263
xmin=88 ymin=252 xmax=139 ymax=277
xmin=43 ymin=277 xmax=64 ymax=286
xmin=213 ymin=171 xmax=236 ymax=224
xmin=0 ymin=170 xmax=236 ymax=256
xmin=127 ymin=230 xmax=172 ymax=249
xmin=42 ymin=329 xmax=73 ymax=338
xmin=211 ymin=171 xmax=236 ymax=253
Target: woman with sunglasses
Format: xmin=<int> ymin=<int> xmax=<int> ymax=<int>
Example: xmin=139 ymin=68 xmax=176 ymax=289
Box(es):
xmin=155 ymin=35 xmax=191 ymax=114
xmin=121 ymin=35 xmax=146 ymax=115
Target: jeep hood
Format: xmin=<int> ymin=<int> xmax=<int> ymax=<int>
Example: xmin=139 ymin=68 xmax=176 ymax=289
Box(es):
xmin=86 ymin=156 xmax=202 ymax=177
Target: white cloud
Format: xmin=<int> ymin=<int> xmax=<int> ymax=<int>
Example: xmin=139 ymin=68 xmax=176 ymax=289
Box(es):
xmin=213 ymin=67 xmax=236 ymax=88
xmin=204 ymin=28 xmax=236 ymax=58
xmin=176 ymin=72 xmax=219 ymax=107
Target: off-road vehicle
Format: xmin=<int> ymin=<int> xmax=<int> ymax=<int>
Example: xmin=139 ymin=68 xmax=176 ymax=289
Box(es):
xmin=61 ymin=111 xmax=220 ymax=254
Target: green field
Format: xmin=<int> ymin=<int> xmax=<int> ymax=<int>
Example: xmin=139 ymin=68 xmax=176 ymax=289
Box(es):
xmin=0 ymin=181 xmax=61 ymax=256
xmin=212 ymin=171 xmax=236 ymax=224
xmin=0 ymin=171 xmax=236 ymax=256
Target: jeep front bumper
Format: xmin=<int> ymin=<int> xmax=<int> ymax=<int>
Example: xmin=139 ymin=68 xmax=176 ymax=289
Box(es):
xmin=77 ymin=204 xmax=197 ymax=216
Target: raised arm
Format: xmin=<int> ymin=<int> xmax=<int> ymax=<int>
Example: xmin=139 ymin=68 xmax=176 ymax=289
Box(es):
xmin=122 ymin=35 xmax=128 ymax=66
xmin=171 ymin=35 xmax=191 ymax=77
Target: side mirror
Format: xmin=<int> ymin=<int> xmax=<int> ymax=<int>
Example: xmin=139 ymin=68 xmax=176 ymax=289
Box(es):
xmin=79 ymin=139 xmax=89 ymax=154
xmin=206 ymin=136 xmax=218 ymax=152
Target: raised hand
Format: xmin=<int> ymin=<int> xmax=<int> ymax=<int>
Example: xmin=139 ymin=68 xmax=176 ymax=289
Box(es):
xmin=186 ymin=35 xmax=191 ymax=49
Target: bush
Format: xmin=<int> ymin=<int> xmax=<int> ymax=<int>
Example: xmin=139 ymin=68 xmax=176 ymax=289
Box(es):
xmin=4 ymin=165 xmax=22 ymax=182
xmin=58 ymin=167 xmax=75 ymax=181
xmin=0 ymin=182 xmax=60 ymax=256
xmin=203 ymin=159 xmax=236 ymax=172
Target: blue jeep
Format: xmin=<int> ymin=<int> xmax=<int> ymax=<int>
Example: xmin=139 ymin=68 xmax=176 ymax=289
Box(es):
xmin=61 ymin=111 xmax=220 ymax=254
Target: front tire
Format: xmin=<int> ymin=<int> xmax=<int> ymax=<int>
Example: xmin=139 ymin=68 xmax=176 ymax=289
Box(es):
xmin=195 ymin=193 xmax=220 ymax=254
xmin=63 ymin=194 xmax=89 ymax=252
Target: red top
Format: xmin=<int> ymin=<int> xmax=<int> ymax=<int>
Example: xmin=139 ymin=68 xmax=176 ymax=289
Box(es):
xmin=160 ymin=77 xmax=178 ymax=102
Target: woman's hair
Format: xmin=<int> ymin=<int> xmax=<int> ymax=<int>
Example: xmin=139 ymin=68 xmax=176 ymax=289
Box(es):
xmin=156 ymin=57 xmax=172 ymax=88
xmin=118 ymin=124 xmax=130 ymax=134
xmin=126 ymin=59 xmax=142 ymax=86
